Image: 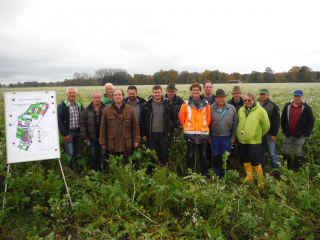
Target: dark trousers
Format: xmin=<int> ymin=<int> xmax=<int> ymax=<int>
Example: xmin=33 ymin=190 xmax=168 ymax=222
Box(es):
xmin=108 ymin=150 xmax=133 ymax=165
xmin=89 ymin=141 xmax=106 ymax=170
xmin=147 ymin=132 xmax=168 ymax=166
xmin=231 ymin=138 xmax=243 ymax=163
xmin=240 ymin=143 xmax=261 ymax=166
xmin=186 ymin=142 xmax=207 ymax=175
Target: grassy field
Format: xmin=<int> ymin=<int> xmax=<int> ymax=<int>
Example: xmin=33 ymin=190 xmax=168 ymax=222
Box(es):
xmin=0 ymin=83 xmax=320 ymax=239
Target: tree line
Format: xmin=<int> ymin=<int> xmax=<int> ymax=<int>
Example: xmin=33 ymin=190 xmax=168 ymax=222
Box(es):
xmin=2 ymin=66 xmax=320 ymax=88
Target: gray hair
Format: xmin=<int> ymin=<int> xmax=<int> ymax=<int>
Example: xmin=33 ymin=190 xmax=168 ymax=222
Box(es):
xmin=67 ymin=86 xmax=77 ymax=93
xmin=92 ymin=91 xmax=102 ymax=98
xmin=244 ymin=93 xmax=256 ymax=101
xmin=104 ymin=83 xmax=114 ymax=88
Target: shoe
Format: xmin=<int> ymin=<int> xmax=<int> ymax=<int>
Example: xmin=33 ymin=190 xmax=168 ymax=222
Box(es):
xmin=243 ymin=162 xmax=253 ymax=182
xmin=253 ymin=165 xmax=264 ymax=187
xmin=283 ymin=154 xmax=291 ymax=168
xmin=294 ymin=155 xmax=302 ymax=170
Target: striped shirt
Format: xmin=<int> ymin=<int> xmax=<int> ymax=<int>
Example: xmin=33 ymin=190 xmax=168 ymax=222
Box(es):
xmin=68 ymin=100 xmax=80 ymax=130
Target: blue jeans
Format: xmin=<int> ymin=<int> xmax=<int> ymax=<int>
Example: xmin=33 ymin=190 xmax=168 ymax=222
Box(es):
xmin=260 ymin=134 xmax=280 ymax=174
xmin=211 ymin=136 xmax=232 ymax=170
xmin=108 ymin=150 xmax=133 ymax=165
xmin=65 ymin=130 xmax=80 ymax=168
xmin=90 ymin=141 xmax=106 ymax=170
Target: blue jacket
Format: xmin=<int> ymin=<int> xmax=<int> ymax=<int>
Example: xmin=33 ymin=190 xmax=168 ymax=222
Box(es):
xmin=201 ymin=94 xmax=216 ymax=105
xmin=57 ymin=99 xmax=83 ymax=137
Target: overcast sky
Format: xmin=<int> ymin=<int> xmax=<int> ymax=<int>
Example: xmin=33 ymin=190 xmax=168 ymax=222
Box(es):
xmin=1 ymin=0 xmax=320 ymax=84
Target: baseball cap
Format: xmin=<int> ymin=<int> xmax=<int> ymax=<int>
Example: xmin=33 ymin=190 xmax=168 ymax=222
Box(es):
xmin=259 ymin=89 xmax=269 ymax=94
xmin=293 ymin=90 xmax=303 ymax=96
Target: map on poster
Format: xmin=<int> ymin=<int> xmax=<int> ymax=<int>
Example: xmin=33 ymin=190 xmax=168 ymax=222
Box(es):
xmin=5 ymin=91 xmax=60 ymax=163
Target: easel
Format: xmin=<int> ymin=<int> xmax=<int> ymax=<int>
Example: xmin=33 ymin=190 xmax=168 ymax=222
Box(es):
xmin=2 ymin=159 xmax=73 ymax=210
xmin=3 ymin=91 xmax=71 ymax=210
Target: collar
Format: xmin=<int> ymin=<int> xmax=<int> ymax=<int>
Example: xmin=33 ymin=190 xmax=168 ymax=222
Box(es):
xmin=291 ymin=102 xmax=302 ymax=108
xmin=67 ymin=100 xmax=76 ymax=105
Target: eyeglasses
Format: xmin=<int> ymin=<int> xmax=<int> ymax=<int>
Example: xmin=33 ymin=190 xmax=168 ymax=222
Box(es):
xmin=244 ymin=100 xmax=252 ymax=102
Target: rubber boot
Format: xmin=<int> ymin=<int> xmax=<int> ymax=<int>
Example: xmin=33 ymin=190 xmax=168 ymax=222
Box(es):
xmin=243 ymin=162 xmax=253 ymax=182
xmin=283 ymin=154 xmax=291 ymax=168
xmin=294 ymin=155 xmax=302 ymax=170
xmin=253 ymin=165 xmax=264 ymax=187
xmin=214 ymin=168 xmax=220 ymax=177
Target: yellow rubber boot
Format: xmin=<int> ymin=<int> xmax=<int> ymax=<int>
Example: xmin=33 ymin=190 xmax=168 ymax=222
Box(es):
xmin=253 ymin=165 xmax=264 ymax=187
xmin=243 ymin=163 xmax=253 ymax=182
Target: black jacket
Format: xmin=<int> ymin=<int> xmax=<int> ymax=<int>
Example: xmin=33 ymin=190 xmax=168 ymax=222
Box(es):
xmin=281 ymin=101 xmax=315 ymax=138
xmin=165 ymin=93 xmax=184 ymax=118
xmin=123 ymin=96 xmax=146 ymax=111
xmin=139 ymin=97 xmax=177 ymax=140
xmin=258 ymin=98 xmax=280 ymax=137
xmin=227 ymin=97 xmax=244 ymax=113
xmin=80 ymin=102 xmax=107 ymax=142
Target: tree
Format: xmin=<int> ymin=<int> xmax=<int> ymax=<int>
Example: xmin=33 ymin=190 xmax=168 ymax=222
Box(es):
xmin=248 ymin=71 xmax=262 ymax=83
xmin=177 ymin=71 xmax=190 ymax=84
xmin=263 ymin=67 xmax=276 ymax=83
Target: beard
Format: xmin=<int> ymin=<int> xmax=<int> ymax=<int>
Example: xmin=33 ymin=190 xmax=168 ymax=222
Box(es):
xmin=129 ymin=96 xmax=136 ymax=101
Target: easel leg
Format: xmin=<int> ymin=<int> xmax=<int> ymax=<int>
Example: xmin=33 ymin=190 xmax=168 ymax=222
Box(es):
xmin=2 ymin=164 xmax=10 ymax=210
xmin=58 ymin=159 xmax=73 ymax=208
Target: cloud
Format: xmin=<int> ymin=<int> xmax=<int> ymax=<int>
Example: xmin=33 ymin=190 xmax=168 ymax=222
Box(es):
xmin=0 ymin=0 xmax=320 ymax=85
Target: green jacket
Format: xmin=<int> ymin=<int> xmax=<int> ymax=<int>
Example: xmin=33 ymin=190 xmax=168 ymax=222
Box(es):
xmin=237 ymin=102 xmax=270 ymax=144
xmin=101 ymin=94 xmax=113 ymax=106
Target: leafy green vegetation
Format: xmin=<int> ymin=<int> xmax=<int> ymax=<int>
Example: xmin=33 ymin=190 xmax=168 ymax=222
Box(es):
xmin=0 ymin=84 xmax=320 ymax=239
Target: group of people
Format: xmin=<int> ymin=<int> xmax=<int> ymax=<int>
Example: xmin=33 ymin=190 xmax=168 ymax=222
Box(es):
xmin=57 ymin=81 xmax=315 ymax=185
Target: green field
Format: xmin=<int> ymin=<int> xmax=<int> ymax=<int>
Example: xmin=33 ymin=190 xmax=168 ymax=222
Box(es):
xmin=0 ymin=83 xmax=319 ymax=239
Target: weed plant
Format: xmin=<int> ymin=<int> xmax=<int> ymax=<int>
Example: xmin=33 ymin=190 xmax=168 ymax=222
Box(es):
xmin=0 ymin=84 xmax=320 ymax=239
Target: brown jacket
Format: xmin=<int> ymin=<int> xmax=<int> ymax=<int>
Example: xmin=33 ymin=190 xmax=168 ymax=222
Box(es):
xmin=99 ymin=102 xmax=141 ymax=152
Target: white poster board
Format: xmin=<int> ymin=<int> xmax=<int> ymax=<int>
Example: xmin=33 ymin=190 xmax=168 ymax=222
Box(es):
xmin=4 ymin=91 xmax=60 ymax=163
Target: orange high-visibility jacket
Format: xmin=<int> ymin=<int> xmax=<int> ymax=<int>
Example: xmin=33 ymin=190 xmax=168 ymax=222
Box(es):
xmin=179 ymin=95 xmax=211 ymax=144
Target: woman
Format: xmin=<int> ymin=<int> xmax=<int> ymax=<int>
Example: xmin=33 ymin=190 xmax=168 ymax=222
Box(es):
xmin=179 ymin=83 xmax=211 ymax=176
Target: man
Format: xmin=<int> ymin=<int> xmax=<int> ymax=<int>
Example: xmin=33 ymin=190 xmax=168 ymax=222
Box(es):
xmin=227 ymin=86 xmax=244 ymax=113
xmin=201 ymin=80 xmax=215 ymax=172
xmin=237 ymin=93 xmax=270 ymax=186
xmin=99 ymin=89 xmax=140 ymax=164
xmin=201 ymin=80 xmax=216 ymax=105
xmin=165 ymin=83 xmax=184 ymax=119
xmin=124 ymin=85 xmax=146 ymax=123
xmin=257 ymin=89 xmax=280 ymax=177
xmin=281 ymin=90 xmax=315 ymax=169
xmin=80 ymin=91 xmax=107 ymax=172
xmin=57 ymin=86 xmax=83 ymax=169
xmin=140 ymin=85 xmax=177 ymax=167
xmin=179 ymin=83 xmax=211 ymax=177
xmin=101 ymin=83 xmax=114 ymax=106
xmin=227 ymin=86 xmax=245 ymax=162
xmin=209 ymin=89 xmax=237 ymax=177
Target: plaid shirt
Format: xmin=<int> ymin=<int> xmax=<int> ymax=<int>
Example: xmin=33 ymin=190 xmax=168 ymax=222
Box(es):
xmin=94 ymin=106 xmax=101 ymax=122
xmin=68 ymin=100 xmax=80 ymax=130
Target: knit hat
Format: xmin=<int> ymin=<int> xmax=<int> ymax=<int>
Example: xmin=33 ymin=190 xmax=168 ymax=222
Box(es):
xmin=231 ymin=86 xmax=241 ymax=94
xmin=166 ymin=83 xmax=178 ymax=91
